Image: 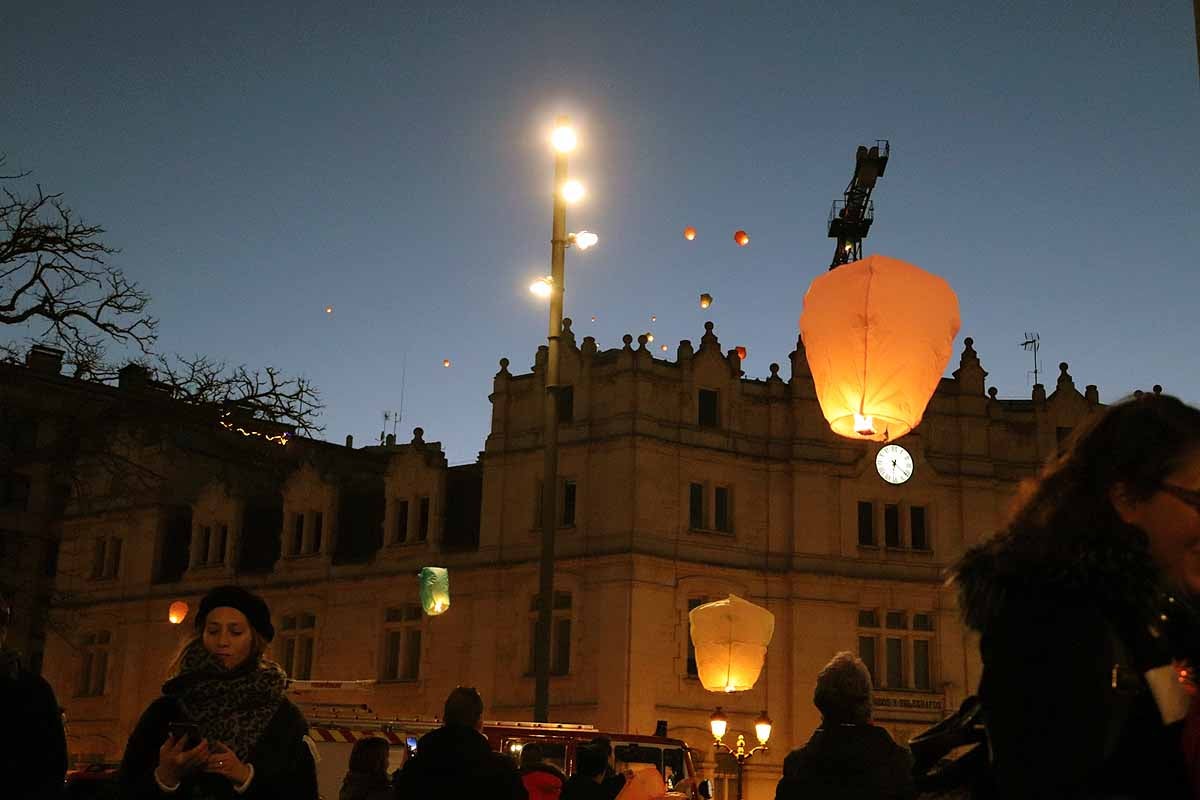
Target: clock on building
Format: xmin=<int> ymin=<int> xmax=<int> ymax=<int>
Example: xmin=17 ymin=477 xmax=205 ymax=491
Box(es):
xmin=876 ymin=444 xmax=914 ymax=485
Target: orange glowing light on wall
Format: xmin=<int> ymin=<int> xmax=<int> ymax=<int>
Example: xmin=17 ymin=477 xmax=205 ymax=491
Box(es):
xmin=799 ymin=254 xmax=960 ymax=442
xmin=734 ymin=230 xmax=749 ymax=247
xmin=168 ymin=601 xmax=189 ymax=625
xmin=684 ymin=226 xmax=697 ymax=241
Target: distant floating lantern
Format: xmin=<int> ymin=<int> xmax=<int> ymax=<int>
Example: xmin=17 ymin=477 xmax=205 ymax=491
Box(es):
xmin=442 ymin=359 xmax=451 ymax=368
xmin=650 ymin=315 xmax=657 ymax=322
xmin=591 ymin=315 xmax=597 ymax=323
xmin=689 ymin=594 xmax=775 ymax=692
xmin=419 ymin=567 xmax=450 ymax=616
xmin=736 ymin=346 xmax=747 ymax=360
xmin=324 ymin=306 xmax=333 ymax=314
xmin=168 ymin=601 xmax=189 ymax=625
xmin=684 ymin=226 xmax=697 ymax=241
xmin=799 ymin=254 xmax=960 ymax=441
xmin=646 ymin=333 xmax=654 ymax=343
xmin=699 ymin=293 xmax=713 ymax=310
xmin=660 ymin=344 xmax=668 ymax=352
xmin=734 ymin=230 xmax=749 ymax=247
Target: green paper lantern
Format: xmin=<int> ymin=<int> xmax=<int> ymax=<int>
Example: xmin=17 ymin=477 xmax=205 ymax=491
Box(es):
xmin=419 ymin=567 xmax=450 ymax=616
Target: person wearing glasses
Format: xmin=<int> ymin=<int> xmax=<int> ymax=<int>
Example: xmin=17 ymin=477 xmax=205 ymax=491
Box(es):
xmin=953 ymin=391 xmax=1200 ymax=798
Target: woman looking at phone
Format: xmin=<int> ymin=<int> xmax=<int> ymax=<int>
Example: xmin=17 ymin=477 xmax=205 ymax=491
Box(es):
xmin=118 ymin=585 xmax=318 ymax=798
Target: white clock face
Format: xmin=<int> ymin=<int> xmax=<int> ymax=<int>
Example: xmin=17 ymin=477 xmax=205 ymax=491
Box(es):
xmin=876 ymin=445 xmax=914 ymax=485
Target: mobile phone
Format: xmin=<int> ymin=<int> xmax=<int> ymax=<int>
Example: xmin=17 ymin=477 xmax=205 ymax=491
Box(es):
xmin=168 ymin=722 xmax=200 ymax=747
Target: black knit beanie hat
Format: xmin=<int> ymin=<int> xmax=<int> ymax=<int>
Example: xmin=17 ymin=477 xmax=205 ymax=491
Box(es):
xmin=195 ymin=585 xmax=275 ymax=642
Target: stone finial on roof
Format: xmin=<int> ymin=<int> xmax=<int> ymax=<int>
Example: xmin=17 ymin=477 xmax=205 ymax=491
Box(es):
xmin=412 ymin=427 xmax=425 ymax=445
xmin=677 ymin=339 xmax=694 ymax=360
xmin=789 ymin=332 xmax=811 ymax=379
xmin=1056 ymin=362 xmax=1073 ymax=390
xmin=581 ymin=336 xmax=597 ymax=357
xmin=497 ymin=357 xmax=511 ymax=377
xmin=636 ymin=333 xmax=649 ymax=351
xmin=1085 ymin=384 xmax=1099 ymax=405
xmin=987 ymin=386 xmax=998 ymax=399
xmin=1153 ymin=384 xmax=1163 ymax=395
xmin=952 ymin=337 xmax=987 ymax=395
xmin=699 ymin=321 xmax=720 ymax=353
xmin=622 ymin=333 xmax=634 ymax=350
xmin=769 ymin=362 xmax=782 ymax=382
xmin=561 ymin=317 xmax=577 ymax=349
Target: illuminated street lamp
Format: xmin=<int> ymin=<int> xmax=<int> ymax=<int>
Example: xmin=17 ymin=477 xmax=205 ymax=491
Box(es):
xmin=710 ymin=708 xmax=771 ymax=800
xmin=531 ymin=115 xmax=596 ymax=723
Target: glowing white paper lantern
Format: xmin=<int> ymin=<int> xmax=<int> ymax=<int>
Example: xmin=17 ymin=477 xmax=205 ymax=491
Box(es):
xmin=689 ymin=594 xmax=775 ymax=693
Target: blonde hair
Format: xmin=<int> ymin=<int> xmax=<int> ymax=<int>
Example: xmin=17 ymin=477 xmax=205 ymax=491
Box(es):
xmin=166 ymin=631 xmax=270 ymax=679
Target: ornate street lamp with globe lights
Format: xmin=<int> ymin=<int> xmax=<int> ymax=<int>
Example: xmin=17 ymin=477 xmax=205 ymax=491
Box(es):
xmin=709 ymin=708 xmax=772 ymax=800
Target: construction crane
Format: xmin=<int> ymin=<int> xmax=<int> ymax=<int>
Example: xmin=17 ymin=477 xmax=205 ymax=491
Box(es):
xmin=827 ymin=140 xmax=890 ymax=269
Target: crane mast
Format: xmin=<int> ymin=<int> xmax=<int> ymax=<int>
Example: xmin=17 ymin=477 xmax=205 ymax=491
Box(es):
xmin=827 ymin=140 xmax=890 ymax=269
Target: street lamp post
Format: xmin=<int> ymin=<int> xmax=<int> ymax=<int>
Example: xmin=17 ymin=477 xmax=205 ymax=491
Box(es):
xmin=534 ymin=116 xmax=575 ymax=723
xmin=710 ymin=708 xmax=772 ymax=800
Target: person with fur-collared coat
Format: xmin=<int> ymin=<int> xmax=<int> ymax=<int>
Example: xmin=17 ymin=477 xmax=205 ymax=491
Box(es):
xmin=953 ymin=393 xmax=1200 ymax=799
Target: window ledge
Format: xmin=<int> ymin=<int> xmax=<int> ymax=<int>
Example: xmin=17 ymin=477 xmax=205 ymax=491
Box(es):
xmin=386 ymin=540 xmax=428 ymax=548
xmin=283 ymin=552 xmax=323 ymax=560
xmin=190 ymin=562 xmax=227 ymax=570
xmin=688 ymin=527 xmax=734 ymax=537
xmin=377 ymin=678 xmax=421 ymax=684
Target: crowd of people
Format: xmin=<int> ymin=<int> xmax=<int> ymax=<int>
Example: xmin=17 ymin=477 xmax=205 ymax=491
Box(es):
xmin=6 ymin=392 xmax=1200 ymax=798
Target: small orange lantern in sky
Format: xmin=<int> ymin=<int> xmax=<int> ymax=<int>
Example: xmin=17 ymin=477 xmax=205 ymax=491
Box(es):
xmin=660 ymin=344 xmax=668 ymax=352
xmin=324 ymin=305 xmax=333 ymax=314
xmin=442 ymin=359 xmax=451 ymax=368
xmin=684 ymin=226 xmax=697 ymax=241
xmin=699 ymin=293 xmax=712 ymax=309
xmin=168 ymin=601 xmax=189 ymax=625
xmin=736 ymin=346 xmax=747 ymax=360
xmin=734 ymin=230 xmax=749 ymax=247
xmin=800 ymin=254 xmax=960 ymax=441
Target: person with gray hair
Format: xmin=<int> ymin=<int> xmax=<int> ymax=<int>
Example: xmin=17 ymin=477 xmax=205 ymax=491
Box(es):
xmin=775 ymin=651 xmax=915 ymax=800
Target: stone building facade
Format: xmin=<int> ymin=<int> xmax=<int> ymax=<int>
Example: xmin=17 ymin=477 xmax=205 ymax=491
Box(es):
xmin=19 ymin=324 xmax=1106 ymax=799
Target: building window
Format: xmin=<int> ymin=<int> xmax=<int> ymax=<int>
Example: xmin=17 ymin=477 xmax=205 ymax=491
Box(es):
xmin=529 ymin=591 xmax=572 ymax=676
xmin=91 ymin=536 xmax=122 ymax=580
xmin=279 ymin=613 xmax=317 ymax=680
xmin=857 ymin=502 xmax=875 ymax=546
xmin=312 ymin=512 xmax=324 ymax=553
xmin=910 ymin=506 xmax=929 ymax=550
xmin=394 ymin=499 xmax=410 ymax=543
xmin=861 ymin=609 xmax=935 ymax=690
xmin=857 ymin=609 xmax=879 ymax=685
xmin=686 ymin=597 xmax=709 ymax=677
xmin=714 ymin=487 xmax=732 ymax=533
xmin=77 ymin=631 xmax=110 ymax=696
xmin=562 ymin=480 xmax=577 ymax=527
xmin=557 ymin=386 xmax=574 ymax=424
xmin=0 ymin=473 xmax=31 ymax=512
xmin=689 ymin=483 xmax=705 ymax=530
xmin=884 ymin=504 xmax=900 ymax=548
xmin=291 ymin=513 xmax=305 ymax=555
xmin=417 ymin=497 xmax=430 ymax=542
xmin=382 ymin=604 xmax=423 ymax=681
xmin=698 ymin=390 xmax=719 ymax=428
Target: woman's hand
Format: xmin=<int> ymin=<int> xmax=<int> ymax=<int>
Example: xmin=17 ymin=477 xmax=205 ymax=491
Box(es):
xmin=157 ymin=734 xmax=210 ymax=787
xmin=204 ymin=741 xmax=251 ymax=786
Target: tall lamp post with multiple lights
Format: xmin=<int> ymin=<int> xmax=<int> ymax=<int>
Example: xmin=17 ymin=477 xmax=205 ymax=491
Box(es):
xmin=709 ymin=708 xmax=772 ymax=800
xmin=530 ymin=116 xmax=596 ymax=722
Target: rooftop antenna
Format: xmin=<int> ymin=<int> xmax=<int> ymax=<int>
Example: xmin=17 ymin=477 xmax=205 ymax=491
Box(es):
xmin=1020 ymin=332 xmax=1041 ymax=386
xmin=380 ymin=353 xmax=408 ymax=445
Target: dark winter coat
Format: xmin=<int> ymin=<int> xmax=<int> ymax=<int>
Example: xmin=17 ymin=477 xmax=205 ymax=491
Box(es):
xmin=522 ymin=762 xmax=566 ymax=800
xmin=393 ymin=723 xmax=527 ymax=799
xmin=340 ymin=769 xmax=394 ymax=800
xmin=118 ymin=695 xmax=318 ymax=799
xmin=955 ymin=525 xmax=1194 ymax=799
xmin=775 ymin=723 xmax=915 ymax=800
xmin=560 ymin=774 xmax=609 ymax=800
xmin=0 ymin=649 xmax=68 ymax=800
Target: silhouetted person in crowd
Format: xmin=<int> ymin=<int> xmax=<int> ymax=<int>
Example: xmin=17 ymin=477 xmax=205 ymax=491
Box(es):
xmin=561 ymin=744 xmax=609 ymax=800
xmin=0 ymin=595 xmax=68 ymax=799
xmin=954 ymin=393 xmax=1200 ymax=798
xmin=393 ymin=686 xmax=526 ymax=799
xmin=776 ymin=651 xmax=914 ymax=800
xmin=589 ymin=736 xmax=626 ymax=799
xmin=520 ymin=742 xmax=566 ymax=800
xmin=341 ymin=735 xmax=394 ymax=800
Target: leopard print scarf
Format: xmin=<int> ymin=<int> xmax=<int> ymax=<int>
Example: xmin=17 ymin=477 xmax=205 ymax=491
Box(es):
xmin=164 ymin=639 xmax=286 ymax=761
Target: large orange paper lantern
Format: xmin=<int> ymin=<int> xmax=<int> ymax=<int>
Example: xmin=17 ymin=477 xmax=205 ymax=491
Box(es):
xmin=689 ymin=594 xmax=775 ymax=693
xmin=168 ymin=601 xmax=189 ymax=625
xmin=799 ymin=254 xmax=960 ymax=442
xmin=735 ymin=346 xmax=747 ymax=360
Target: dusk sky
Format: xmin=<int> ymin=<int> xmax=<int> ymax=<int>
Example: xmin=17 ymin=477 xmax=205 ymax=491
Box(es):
xmin=6 ymin=1 xmax=1198 ymax=465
